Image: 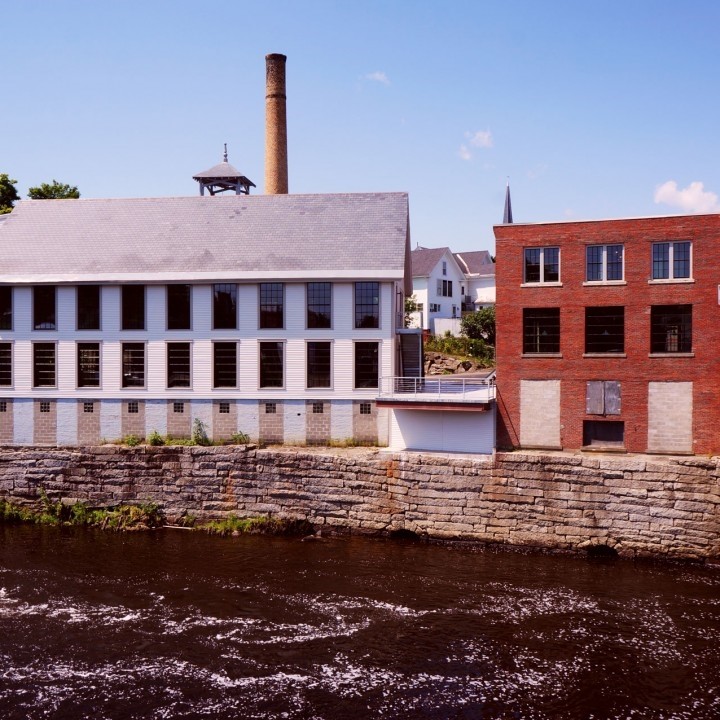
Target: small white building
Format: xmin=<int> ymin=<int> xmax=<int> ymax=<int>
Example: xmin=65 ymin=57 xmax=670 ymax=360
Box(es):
xmin=454 ymin=250 xmax=496 ymax=309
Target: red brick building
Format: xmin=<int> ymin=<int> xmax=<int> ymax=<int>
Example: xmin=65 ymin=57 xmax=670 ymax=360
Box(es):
xmin=494 ymin=212 xmax=720 ymax=455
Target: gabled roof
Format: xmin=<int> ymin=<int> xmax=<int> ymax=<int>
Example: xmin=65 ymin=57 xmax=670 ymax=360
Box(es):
xmin=411 ymin=246 xmax=451 ymax=277
xmin=454 ymin=250 xmax=494 ymax=275
xmin=0 ymin=193 xmax=409 ymax=284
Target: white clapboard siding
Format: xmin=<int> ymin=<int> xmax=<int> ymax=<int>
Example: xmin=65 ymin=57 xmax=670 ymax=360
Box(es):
xmin=57 ymin=286 xmax=75 ymax=333
xmin=147 ymin=285 xmax=165 ymax=333
xmin=57 ymin=340 xmax=76 ymax=391
xmin=192 ymin=340 xmax=212 ymax=393
xmin=238 ymin=284 xmax=257 ymax=333
xmin=193 ymin=285 xmax=212 ymax=334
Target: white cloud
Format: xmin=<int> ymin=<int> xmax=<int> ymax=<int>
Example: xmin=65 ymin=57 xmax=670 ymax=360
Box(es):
xmin=654 ymin=180 xmax=720 ymax=214
xmin=458 ymin=144 xmax=472 ymax=161
xmin=364 ymin=71 xmax=390 ymax=85
xmin=466 ymin=129 xmax=493 ymax=148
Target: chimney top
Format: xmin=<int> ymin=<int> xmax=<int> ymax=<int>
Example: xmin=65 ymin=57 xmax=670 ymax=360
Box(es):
xmin=265 ymin=53 xmax=289 ymax=194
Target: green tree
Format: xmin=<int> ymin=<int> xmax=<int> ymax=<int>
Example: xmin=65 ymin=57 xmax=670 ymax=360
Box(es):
xmin=404 ymin=294 xmax=420 ymax=327
xmin=0 ymin=174 xmax=19 ymax=214
xmin=460 ymin=306 xmax=496 ymax=347
xmin=27 ymin=179 xmax=80 ymax=199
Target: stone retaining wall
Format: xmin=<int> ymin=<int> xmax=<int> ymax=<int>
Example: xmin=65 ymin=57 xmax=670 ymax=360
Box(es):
xmin=1 ymin=446 xmax=718 ymax=561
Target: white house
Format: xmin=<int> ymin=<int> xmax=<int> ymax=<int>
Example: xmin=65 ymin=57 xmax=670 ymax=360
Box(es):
xmin=0 ymin=192 xmax=414 ymax=446
xmin=454 ymin=250 xmax=496 ymax=309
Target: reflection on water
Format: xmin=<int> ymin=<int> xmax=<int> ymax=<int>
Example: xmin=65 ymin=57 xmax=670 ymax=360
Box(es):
xmin=0 ymin=525 xmax=718 ymax=719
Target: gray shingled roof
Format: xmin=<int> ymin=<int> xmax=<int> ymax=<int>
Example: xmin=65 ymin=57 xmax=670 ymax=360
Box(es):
xmin=0 ymin=193 xmax=409 ymax=283
xmin=411 ymin=247 xmax=449 ymax=277
xmin=454 ymin=250 xmax=494 ymax=275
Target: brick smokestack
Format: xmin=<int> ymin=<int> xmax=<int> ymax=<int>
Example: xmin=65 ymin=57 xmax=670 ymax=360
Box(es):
xmin=265 ymin=53 xmax=288 ymax=194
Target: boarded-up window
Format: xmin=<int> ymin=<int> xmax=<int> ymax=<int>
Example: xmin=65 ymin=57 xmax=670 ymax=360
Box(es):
xmin=586 ymin=381 xmax=621 ymax=415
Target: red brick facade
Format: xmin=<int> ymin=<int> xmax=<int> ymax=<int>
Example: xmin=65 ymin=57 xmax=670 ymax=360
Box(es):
xmin=494 ymin=213 xmax=720 ymax=455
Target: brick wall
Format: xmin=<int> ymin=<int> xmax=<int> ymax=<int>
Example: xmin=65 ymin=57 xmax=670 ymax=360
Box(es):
xmin=121 ymin=400 xmax=146 ymax=439
xmin=0 ymin=400 xmax=13 ymax=444
xmin=0 ymin=447 xmax=718 ymax=561
xmin=306 ymin=400 xmax=330 ymax=445
xmin=77 ymin=401 xmax=101 ymax=445
xmin=353 ymin=400 xmax=378 ymax=443
xmin=259 ymin=400 xmax=284 ymax=443
xmin=33 ymin=400 xmax=57 ymax=445
xmin=166 ymin=401 xmax=190 ymax=439
xmin=212 ymin=400 xmax=238 ymax=441
xmin=495 ymin=214 xmax=720 ymax=454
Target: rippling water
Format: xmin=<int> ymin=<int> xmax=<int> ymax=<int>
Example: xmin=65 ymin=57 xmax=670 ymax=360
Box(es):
xmin=0 ymin=525 xmax=719 ymax=719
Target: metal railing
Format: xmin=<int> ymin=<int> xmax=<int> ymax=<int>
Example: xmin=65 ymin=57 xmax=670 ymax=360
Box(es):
xmin=378 ymin=375 xmax=495 ymax=403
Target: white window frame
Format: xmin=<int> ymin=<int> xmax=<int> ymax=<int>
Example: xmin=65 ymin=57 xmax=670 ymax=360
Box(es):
xmin=584 ymin=244 xmax=625 ymax=285
xmin=650 ymin=241 xmax=693 ymax=283
xmin=522 ymin=247 xmax=561 ymax=286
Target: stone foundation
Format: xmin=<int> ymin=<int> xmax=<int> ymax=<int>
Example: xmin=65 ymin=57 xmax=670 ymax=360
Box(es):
xmin=0 ymin=447 xmax=718 ymax=561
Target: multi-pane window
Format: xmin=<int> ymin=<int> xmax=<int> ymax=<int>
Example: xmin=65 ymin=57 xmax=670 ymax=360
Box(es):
xmin=121 ymin=285 xmax=145 ymax=330
xmin=312 ymin=402 xmax=324 ymax=414
xmin=33 ymin=343 xmax=56 ymax=387
xmin=585 ymin=307 xmax=625 ymax=353
xmin=429 ymin=303 xmax=441 ymax=313
xmin=77 ymin=285 xmax=100 ymax=330
xmin=167 ymin=285 xmax=191 ymax=330
xmin=259 ymin=341 xmax=283 ymax=388
xmin=213 ymin=284 xmax=237 ymax=330
xmin=127 ymin=401 xmax=139 ymax=414
xmin=40 ymin=402 xmax=51 ymax=413
xmin=213 ymin=342 xmax=237 ymax=388
xmin=524 ymin=247 xmax=559 ymax=284
xmin=219 ymin=402 xmax=230 ymax=414
xmin=355 ymin=282 xmax=380 ymax=328
xmin=586 ymin=245 xmax=623 ymax=282
xmin=265 ymin=402 xmax=277 ymax=414
xmin=652 ymin=241 xmax=691 ymax=280
xmin=650 ymin=305 xmax=692 ymax=353
xmin=359 ymin=402 xmax=372 ymax=415
xmin=173 ymin=402 xmax=184 ymax=414
xmin=83 ymin=402 xmax=94 ymax=414
xmin=523 ymin=308 xmax=560 ymax=354
xmin=0 ymin=343 xmax=11 ymax=386
xmin=0 ymin=287 xmax=12 ymax=330
xmin=77 ymin=343 xmax=100 ymax=387
xmin=121 ymin=343 xmax=145 ymax=387
xmin=354 ymin=342 xmax=379 ymax=389
xmin=33 ymin=286 xmax=56 ymax=330
xmin=0 ymin=401 xmax=6 ymax=412
xmin=167 ymin=342 xmax=191 ymax=388
xmin=260 ymin=283 xmax=284 ymax=329
xmin=436 ymin=279 xmax=453 ymax=297
xmin=307 ymin=341 xmax=331 ymax=388
xmin=307 ymin=282 xmax=331 ymax=328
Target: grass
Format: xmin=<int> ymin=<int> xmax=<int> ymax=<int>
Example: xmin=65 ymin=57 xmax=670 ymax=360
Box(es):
xmin=199 ymin=515 xmax=315 ymax=537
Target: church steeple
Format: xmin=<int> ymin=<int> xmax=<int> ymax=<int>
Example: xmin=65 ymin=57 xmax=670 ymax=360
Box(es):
xmin=503 ymin=180 xmax=513 ymax=224
xmin=192 ymin=145 xmax=256 ymax=196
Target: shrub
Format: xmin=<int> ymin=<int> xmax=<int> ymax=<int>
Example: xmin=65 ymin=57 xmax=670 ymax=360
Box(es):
xmin=230 ymin=431 xmax=250 ymax=444
xmin=148 ymin=430 xmax=165 ymax=446
xmin=192 ymin=418 xmax=210 ymax=446
xmin=124 ymin=434 xmax=141 ymax=447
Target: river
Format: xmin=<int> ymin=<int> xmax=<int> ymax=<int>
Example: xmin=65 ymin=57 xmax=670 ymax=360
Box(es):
xmin=0 ymin=525 xmax=718 ymax=719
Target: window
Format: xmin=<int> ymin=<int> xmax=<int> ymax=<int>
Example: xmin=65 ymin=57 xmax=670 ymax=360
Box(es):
xmin=213 ymin=284 xmax=237 ymax=330
xmin=583 ymin=420 xmax=624 ymax=448
xmin=0 ymin=402 xmax=7 ymax=412
xmin=127 ymin=401 xmax=139 ymax=414
xmin=429 ymin=303 xmax=441 ymax=313
xmin=436 ymin=279 xmax=453 ymax=297
xmin=586 ymin=245 xmax=623 ymax=282
xmin=33 ymin=286 xmax=56 ymax=330
xmin=651 ymin=305 xmax=692 ymax=353
xmin=0 ymin=344 xmax=10 ymax=386
xmin=213 ymin=342 xmax=237 ymax=388
xmin=173 ymin=402 xmax=184 ymax=414
xmin=307 ymin=282 xmax=331 ymax=328
xmin=40 ymin=402 xmax=51 ymax=413
xmin=312 ymin=402 xmax=324 ymax=414
xmin=523 ymin=309 xmax=560 ymax=354
xmin=167 ymin=285 xmax=191 ymax=330
xmin=77 ymin=343 xmax=100 ymax=387
xmin=33 ymin=343 xmax=56 ymax=387
xmin=360 ymin=402 xmax=372 ymax=415
xmin=524 ymin=247 xmax=559 ymax=284
xmin=652 ymin=241 xmax=691 ymax=280
xmin=355 ymin=342 xmax=379 ymax=389
xmin=265 ymin=402 xmax=277 ymax=414
xmin=167 ymin=343 xmax=191 ymax=388
xmin=121 ymin=285 xmax=145 ymax=330
xmin=83 ymin=402 xmax=94 ymax=414
xmin=586 ymin=381 xmax=621 ymax=415
xmin=259 ymin=341 xmax=283 ymax=388
xmin=77 ymin=286 xmax=100 ymax=330
xmin=219 ymin=402 xmax=230 ymax=414
xmin=355 ymin=282 xmax=379 ymax=328
xmin=260 ymin=283 xmax=284 ymax=329
xmin=0 ymin=287 xmax=12 ymax=330
xmin=122 ymin=343 xmax=145 ymax=387
xmin=585 ymin=307 xmax=624 ymax=353
xmin=307 ymin=342 xmax=331 ymax=388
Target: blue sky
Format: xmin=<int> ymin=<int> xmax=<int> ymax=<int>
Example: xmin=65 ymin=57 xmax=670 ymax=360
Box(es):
xmin=3 ymin=1 xmax=719 ymax=253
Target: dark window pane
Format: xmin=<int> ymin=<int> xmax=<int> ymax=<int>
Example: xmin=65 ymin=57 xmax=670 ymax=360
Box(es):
xmin=650 ymin=305 xmax=692 ymax=353
xmin=307 ymin=341 xmax=331 ymax=388
xmin=213 ymin=284 xmax=237 ymax=330
xmin=0 ymin=287 xmax=12 ymax=330
xmin=543 ymin=248 xmax=559 ymax=282
xmin=167 ymin=343 xmax=191 ymax=388
xmin=674 ymin=241 xmax=691 ymax=279
xmin=523 ymin=308 xmax=560 ymax=353
xmin=652 ymin=243 xmax=669 ymax=279
xmin=355 ymin=342 xmax=379 ymax=388
xmin=524 ymin=249 xmax=541 ymax=283
xmin=77 ymin=342 xmax=100 ymax=387
xmin=122 ymin=285 xmax=145 ymax=330
xmin=607 ymin=245 xmax=623 ymax=280
xmin=585 ymin=307 xmax=625 ymax=353
xmin=34 ymin=286 xmax=56 ymax=330
xmin=213 ymin=342 xmax=237 ymax=388
xmin=260 ymin=342 xmax=283 ymax=388
xmin=586 ymin=246 xmax=603 ymax=281
xmin=307 ymin=282 xmax=331 ymax=328
xmin=0 ymin=343 xmax=11 ymax=385
xmin=33 ymin=343 xmax=56 ymax=387
xmin=355 ymin=282 xmax=379 ymax=328
xmin=167 ymin=285 xmax=191 ymax=330
xmin=77 ymin=286 xmax=100 ymax=330
xmin=122 ymin=343 xmax=145 ymax=387
xmin=583 ymin=420 xmax=625 ymax=448
xmin=260 ymin=283 xmax=284 ymax=329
